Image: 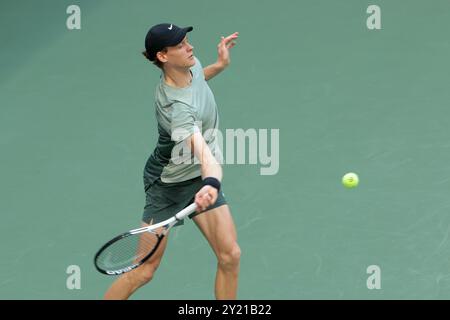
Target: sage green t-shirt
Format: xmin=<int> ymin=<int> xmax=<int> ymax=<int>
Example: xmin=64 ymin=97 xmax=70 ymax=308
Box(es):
xmin=143 ymin=57 xmax=221 ymax=185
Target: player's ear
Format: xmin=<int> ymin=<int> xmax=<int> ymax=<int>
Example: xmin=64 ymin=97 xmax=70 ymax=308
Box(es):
xmin=156 ymin=50 xmax=168 ymax=63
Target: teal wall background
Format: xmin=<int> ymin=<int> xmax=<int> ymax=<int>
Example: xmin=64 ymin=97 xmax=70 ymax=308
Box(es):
xmin=1 ymin=0 xmax=450 ymax=299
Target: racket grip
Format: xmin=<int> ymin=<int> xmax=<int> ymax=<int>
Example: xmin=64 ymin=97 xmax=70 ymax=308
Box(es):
xmin=175 ymin=203 xmax=197 ymax=220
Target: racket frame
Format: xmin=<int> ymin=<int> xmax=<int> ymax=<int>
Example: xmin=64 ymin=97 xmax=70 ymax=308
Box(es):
xmin=94 ymin=203 xmax=197 ymax=275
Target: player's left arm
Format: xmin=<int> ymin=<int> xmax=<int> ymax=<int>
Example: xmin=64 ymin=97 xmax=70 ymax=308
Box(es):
xmin=203 ymin=32 xmax=239 ymax=81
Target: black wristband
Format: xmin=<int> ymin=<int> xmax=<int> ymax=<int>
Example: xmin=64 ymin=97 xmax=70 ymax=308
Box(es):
xmin=202 ymin=177 xmax=221 ymax=192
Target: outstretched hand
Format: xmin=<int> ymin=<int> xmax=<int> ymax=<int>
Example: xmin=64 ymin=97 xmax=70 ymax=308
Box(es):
xmin=217 ymin=32 xmax=239 ymax=67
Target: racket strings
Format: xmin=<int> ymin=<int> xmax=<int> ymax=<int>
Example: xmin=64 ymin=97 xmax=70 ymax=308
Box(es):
xmin=96 ymin=231 xmax=160 ymax=271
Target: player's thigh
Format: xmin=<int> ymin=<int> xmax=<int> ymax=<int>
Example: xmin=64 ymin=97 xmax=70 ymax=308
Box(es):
xmin=192 ymin=205 xmax=238 ymax=256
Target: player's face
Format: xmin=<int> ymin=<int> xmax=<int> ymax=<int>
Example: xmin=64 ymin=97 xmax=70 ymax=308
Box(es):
xmin=165 ymin=36 xmax=195 ymax=68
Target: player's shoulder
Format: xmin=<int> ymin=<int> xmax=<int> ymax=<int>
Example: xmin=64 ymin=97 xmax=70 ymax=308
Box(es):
xmin=155 ymin=76 xmax=193 ymax=106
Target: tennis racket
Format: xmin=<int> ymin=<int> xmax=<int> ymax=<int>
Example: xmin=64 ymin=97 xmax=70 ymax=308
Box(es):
xmin=94 ymin=202 xmax=197 ymax=275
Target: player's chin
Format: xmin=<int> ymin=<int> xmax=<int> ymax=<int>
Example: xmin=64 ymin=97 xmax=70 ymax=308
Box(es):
xmin=187 ymin=55 xmax=195 ymax=66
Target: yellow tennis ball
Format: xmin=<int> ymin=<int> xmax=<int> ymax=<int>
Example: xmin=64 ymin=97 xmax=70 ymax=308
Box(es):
xmin=342 ymin=173 xmax=359 ymax=188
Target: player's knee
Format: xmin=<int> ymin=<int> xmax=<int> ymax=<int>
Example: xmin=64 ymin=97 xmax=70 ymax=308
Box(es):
xmin=138 ymin=270 xmax=154 ymax=285
xmin=132 ymin=263 xmax=159 ymax=286
xmin=218 ymin=243 xmax=241 ymax=270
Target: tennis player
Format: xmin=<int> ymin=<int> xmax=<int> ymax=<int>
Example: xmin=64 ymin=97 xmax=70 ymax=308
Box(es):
xmin=104 ymin=23 xmax=240 ymax=300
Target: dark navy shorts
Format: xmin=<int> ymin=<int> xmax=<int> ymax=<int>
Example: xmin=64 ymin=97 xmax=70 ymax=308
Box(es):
xmin=142 ymin=176 xmax=227 ymax=226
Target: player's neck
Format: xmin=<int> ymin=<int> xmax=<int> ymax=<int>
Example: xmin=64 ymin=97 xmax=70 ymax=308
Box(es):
xmin=163 ymin=67 xmax=192 ymax=89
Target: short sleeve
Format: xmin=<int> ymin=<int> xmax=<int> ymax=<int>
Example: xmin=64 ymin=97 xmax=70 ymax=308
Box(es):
xmin=170 ymin=102 xmax=200 ymax=142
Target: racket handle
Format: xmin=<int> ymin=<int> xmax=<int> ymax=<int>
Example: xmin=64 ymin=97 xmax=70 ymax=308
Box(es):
xmin=175 ymin=203 xmax=197 ymax=220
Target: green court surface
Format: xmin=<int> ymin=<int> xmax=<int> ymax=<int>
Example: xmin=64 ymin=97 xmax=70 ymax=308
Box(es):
xmin=1 ymin=0 xmax=450 ymax=299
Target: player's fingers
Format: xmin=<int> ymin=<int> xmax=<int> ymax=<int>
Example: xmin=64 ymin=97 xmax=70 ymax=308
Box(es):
xmin=206 ymin=189 xmax=217 ymax=205
xmin=203 ymin=193 xmax=216 ymax=208
xmin=196 ymin=201 xmax=206 ymax=212
xmin=220 ymin=34 xmax=237 ymax=47
xmin=227 ymin=41 xmax=236 ymax=49
xmin=202 ymin=193 xmax=212 ymax=208
xmin=225 ymin=32 xmax=239 ymax=41
xmin=225 ymin=38 xmax=237 ymax=47
xmin=195 ymin=186 xmax=217 ymax=210
xmin=203 ymin=193 xmax=212 ymax=206
xmin=195 ymin=194 xmax=207 ymax=211
xmin=218 ymin=38 xmax=227 ymax=49
xmin=197 ymin=187 xmax=209 ymax=197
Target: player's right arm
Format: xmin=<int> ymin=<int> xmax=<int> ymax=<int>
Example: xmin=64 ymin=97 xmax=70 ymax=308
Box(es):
xmin=170 ymin=102 xmax=222 ymax=211
xmin=187 ymin=132 xmax=222 ymax=211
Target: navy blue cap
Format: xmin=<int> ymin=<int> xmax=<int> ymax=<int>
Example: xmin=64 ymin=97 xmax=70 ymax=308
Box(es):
xmin=144 ymin=23 xmax=193 ymax=61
